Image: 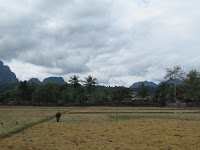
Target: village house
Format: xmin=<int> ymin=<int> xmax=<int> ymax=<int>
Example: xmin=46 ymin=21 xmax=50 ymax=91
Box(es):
xmin=121 ymin=91 xmax=148 ymax=103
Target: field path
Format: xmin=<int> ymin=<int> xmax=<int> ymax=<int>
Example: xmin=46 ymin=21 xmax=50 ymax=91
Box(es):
xmin=0 ymin=118 xmax=200 ymax=150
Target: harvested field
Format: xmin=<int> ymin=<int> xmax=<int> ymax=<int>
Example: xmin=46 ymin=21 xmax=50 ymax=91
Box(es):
xmin=0 ymin=106 xmax=200 ymax=150
xmin=0 ymin=106 xmax=72 ymax=136
xmin=0 ymin=119 xmax=200 ymax=150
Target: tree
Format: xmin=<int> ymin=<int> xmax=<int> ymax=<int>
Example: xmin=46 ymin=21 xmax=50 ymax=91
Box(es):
xmin=32 ymin=82 xmax=58 ymax=104
xmin=18 ymin=81 xmax=28 ymax=101
xmin=60 ymin=84 xmax=76 ymax=105
xmin=69 ymin=75 xmax=81 ymax=90
xmin=182 ymin=70 xmax=200 ymax=101
xmin=83 ymin=75 xmax=97 ymax=94
xmin=165 ymin=66 xmax=185 ymax=102
xmin=153 ymin=82 xmax=171 ymax=103
xmin=92 ymin=91 xmax=106 ymax=105
xmin=138 ymin=82 xmax=147 ymax=98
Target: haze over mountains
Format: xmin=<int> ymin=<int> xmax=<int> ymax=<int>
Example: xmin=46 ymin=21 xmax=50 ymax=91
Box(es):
xmin=0 ymin=60 xmax=158 ymax=86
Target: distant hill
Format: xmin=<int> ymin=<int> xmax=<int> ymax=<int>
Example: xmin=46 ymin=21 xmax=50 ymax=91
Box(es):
xmin=0 ymin=60 xmax=19 ymax=84
xmin=166 ymin=79 xmax=182 ymax=85
xmin=28 ymin=77 xmax=66 ymax=84
xmin=130 ymin=81 xmax=158 ymax=88
xmin=42 ymin=77 xmax=65 ymax=83
xmin=28 ymin=78 xmax=41 ymax=83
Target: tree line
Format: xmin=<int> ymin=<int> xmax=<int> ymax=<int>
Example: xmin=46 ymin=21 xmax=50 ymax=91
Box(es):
xmin=0 ymin=75 xmax=128 ymax=106
xmin=152 ymin=66 xmax=200 ymax=105
xmin=0 ymin=66 xmax=200 ymax=106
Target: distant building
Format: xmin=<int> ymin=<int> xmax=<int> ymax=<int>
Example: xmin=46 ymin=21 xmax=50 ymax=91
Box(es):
xmin=121 ymin=90 xmax=148 ymax=103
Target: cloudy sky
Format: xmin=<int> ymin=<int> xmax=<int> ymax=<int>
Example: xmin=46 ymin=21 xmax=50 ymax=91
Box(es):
xmin=0 ymin=0 xmax=200 ymax=87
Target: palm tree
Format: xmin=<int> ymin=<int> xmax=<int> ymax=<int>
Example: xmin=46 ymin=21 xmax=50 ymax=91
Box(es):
xmin=69 ymin=75 xmax=81 ymax=89
xmin=83 ymin=75 xmax=97 ymax=94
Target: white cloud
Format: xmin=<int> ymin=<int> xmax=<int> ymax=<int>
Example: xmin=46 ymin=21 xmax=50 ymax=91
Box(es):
xmin=1 ymin=0 xmax=200 ymax=87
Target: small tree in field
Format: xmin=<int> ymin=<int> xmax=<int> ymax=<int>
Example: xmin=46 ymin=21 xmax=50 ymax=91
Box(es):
xmin=165 ymin=66 xmax=185 ymax=102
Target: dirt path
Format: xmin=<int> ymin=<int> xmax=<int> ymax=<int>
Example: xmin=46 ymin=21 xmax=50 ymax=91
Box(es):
xmin=0 ymin=119 xmax=199 ymax=150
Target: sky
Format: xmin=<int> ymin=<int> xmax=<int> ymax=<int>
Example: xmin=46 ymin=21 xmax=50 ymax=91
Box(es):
xmin=0 ymin=0 xmax=200 ymax=87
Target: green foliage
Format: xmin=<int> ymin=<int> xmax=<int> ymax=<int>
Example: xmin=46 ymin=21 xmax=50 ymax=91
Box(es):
xmin=165 ymin=66 xmax=185 ymax=82
xmin=9 ymin=87 xmax=22 ymax=102
xmin=83 ymin=75 xmax=97 ymax=94
xmin=138 ymin=82 xmax=147 ymax=98
xmin=182 ymin=70 xmax=200 ymax=101
xmin=68 ymin=75 xmax=81 ymax=90
xmin=92 ymin=92 xmax=106 ymax=104
xmin=60 ymin=84 xmax=75 ymax=104
xmin=120 ymin=88 xmax=131 ymax=97
xmin=152 ymin=82 xmax=171 ymax=103
xmin=3 ymin=81 xmax=39 ymax=104
xmin=165 ymin=66 xmax=185 ymax=102
xmin=32 ymin=82 xmax=59 ymax=104
xmin=0 ymin=83 xmax=19 ymax=95
xmin=94 ymin=86 xmax=127 ymax=104
xmin=0 ymin=93 xmax=7 ymax=104
xmin=61 ymin=83 xmax=86 ymax=105
xmin=1 ymin=70 xmax=199 ymax=106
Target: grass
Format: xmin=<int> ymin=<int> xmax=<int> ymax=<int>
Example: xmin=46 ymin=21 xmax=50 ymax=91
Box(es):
xmin=0 ymin=106 xmax=200 ymax=149
xmin=109 ymin=113 xmax=200 ymax=122
xmin=1 ymin=116 xmax=200 ymax=150
xmin=44 ymin=106 xmax=200 ymax=125
xmin=68 ymin=106 xmax=200 ymax=113
xmin=0 ymin=113 xmax=62 ymax=139
xmin=0 ymin=106 xmax=199 ymax=139
xmin=66 ymin=106 xmax=200 ymax=122
xmin=0 ymin=106 xmax=71 ymax=139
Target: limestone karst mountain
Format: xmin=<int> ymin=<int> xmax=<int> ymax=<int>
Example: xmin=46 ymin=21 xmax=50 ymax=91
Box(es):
xmin=130 ymin=81 xmax=158 ymax=88
xmin=0 ymin=60 xmax=19 ymax=84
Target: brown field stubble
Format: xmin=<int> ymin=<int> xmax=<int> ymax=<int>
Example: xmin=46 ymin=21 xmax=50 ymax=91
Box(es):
xmin=0 ymin=106 xmax=69 ymax=135
xmin=0 ymin=107 xmax=200 ymax=150
xmin=0 ymin=119 xmax=200 ymax=150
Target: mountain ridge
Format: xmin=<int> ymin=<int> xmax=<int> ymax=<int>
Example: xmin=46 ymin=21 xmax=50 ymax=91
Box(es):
xmin=130 ymin=81 xmax=158 ymax=88
xmin=28 ymin=77 xmax=66 ymax=83
xmin=0 ymin=60 xmax=19 ymax=84
xmin=42 ymin=77 xmax=65 ymax=83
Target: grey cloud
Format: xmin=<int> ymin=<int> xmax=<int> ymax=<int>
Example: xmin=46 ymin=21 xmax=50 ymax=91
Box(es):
xmin=1 ymin=0 xmax=200 ymax=86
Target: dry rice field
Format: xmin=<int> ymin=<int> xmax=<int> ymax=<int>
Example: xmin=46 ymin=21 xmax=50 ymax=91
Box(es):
xmin=0 ymin=106 xmax=200 ymax=150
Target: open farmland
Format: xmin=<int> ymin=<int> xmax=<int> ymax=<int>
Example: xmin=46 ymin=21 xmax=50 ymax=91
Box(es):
xmin=0 ymin=106 xmax=200 ymax=150
xmin=0 ymin=106 xmax=72 ymax=137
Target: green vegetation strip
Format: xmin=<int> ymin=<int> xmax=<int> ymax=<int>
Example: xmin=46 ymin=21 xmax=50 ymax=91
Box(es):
xmin=109 ymin=114 xmax=200 ymax=121
xmin=0 ymin=110 xmax=68 ymax=140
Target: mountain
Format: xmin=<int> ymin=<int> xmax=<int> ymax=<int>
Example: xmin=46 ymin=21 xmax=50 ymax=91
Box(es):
xmin=28 ymin=77 xmax=66 ymax=84
xmin=130 ymin=81 xmax=158 ymax=88
xmin=166 ymin=79 xmax=182 ymax=85
xmin=0 ymin=60 xmax=19 ymax=84
xmin=42 ymin=77 xmax=65 ymax=83
xmin=28 ymin=78 xmax=41 ymax=83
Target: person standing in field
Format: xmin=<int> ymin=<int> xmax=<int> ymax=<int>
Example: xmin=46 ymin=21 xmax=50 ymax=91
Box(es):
xmin=56 ymin=112 xmax=61 ymax=122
